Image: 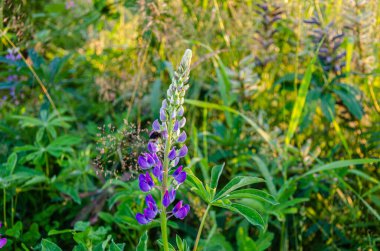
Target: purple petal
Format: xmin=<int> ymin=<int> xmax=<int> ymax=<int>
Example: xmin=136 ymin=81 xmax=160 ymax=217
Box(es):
xmin=173 ymin=200 xmax=183 ymax=213
xmin=173 ymin=121 xmax=179 ymax=131
xmin=172 ymin=157 xmax=180 ymax=167
xmin=168 ymin=148 xmax=176 ymax=160
xmin=148 ymin=142 xmax=158 ymax=153
xmin=139 ymin=174 xmax=150 ymax=192
xmin=138 ymin=156 xmax=150 ymax=169
xmin=169 ymin=189 xmax=176 ymax=203
xmin=144 ymin=207 xmax=156 ymax=220
xmin=162 ymin=190 xmax=170 ymax=207
xmin=162 ymin=130 xmax=168 ymax=139
xmin=178 ymin=145 xmax=188 ymax=158
xmin=174 ymin=204 xmax=190 ymax=220
xmin=160 ymin=108 xmax=167 ymax=121
xmin=153 ymin=165 xmax=163 ymax=182
xmin=162 ymin=99 xmax=167 ymax=109
xmin=173 ymin=166 xmax=183 ymax=176
xmin=136 ymin=213 xmax=149 ymax=224
xmin=178 ymin=131 xmax=187 ymax=143
xmin=179 ymin=117 xmax=186 ymax=128
xmin=145 ymin=172 xmax=154 ymax=187
xmin=177 ymin=106 xmax=184 ymax=117
xmin=152 ymin=119 xmax=161 ymax=131
xmin=146 ymin=154 xmax=155 ymax=166
xmin=0 ymin=238 xmax=7 ymax=248
xmin=174 ymin=172 xmax=187 ymax=184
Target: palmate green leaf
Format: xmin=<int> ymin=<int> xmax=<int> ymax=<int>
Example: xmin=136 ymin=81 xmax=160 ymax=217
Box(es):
xmin=237 ymin=227 xmax=257 ymax=251
xmin=176 ymin=235 xmax=190 ymax=251
xmin=136 ymin=231 xmax=148 ymax=251
xmin=184 ymin=167 xmax=210 ymax=202
xmin=41 ymin=239 xmax=63 ymax=251
xmin=210 ymin=163 xmax=224 ymax=190
xmin=252 ymin=156 xmax=277 ymax=196
xmin=12 ymin=115 xmax=44 ymax=127
xmin=214 ymin=176 xmax=264 ymax=201
xmin=301 ymin=159 xmax=380 ymax=177
xmin=226 ymin=189 xmax=278 ymax=205
xmin=216 ymin=203 xmax=265 ymax=229
xmin=110 ymin=240 xmax=124 ymax=251
xmin=333 ymin=88 xmax=363 ymax=120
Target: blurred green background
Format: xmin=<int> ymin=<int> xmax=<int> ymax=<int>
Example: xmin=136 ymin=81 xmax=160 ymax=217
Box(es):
xmin=0 ymin=0 xmax=379 ymax=250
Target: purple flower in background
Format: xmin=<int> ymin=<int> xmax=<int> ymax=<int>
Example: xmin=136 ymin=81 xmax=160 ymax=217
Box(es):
xmin=172 ymin=201 xmax=190 ymax=220
xmin=135 ymin=49 xmax=192 ymax=226
xmin=139 ymin=172 xmax=154 ymax=192
xmin=0 ymin=223 xmax=6 ymax=249
xmin=65 ymin=0 xmax=75 ymax=9
xmin=173 ymin=166 xmax=186 ymax=184
xmin=5 ymin=48 xmax=21 ymax=61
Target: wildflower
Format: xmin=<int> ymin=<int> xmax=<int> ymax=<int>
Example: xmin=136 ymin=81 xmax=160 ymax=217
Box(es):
xmin=65 ymin=0 xmax=75 ymax=9
xmin=139 ymin=172 xmax=155 ymax=192
xmin=135 ymin=49 xmax=192 ymax=230
xmin=0 ymin=223 xmax=6 ymax=249
xmin=172 ymin=166 xmax=186 ymax=184
xmin=172 ymin=201 xmax=190 ymax=220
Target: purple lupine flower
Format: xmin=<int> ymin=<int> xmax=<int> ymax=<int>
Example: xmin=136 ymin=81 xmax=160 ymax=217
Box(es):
xmin=173 ymin=121 xmax=179 ymax=131
xmin=153 ymin=164 xmax=163 ymax=182
xmin=178 ymin=131 xmax=187 ymax=143
xmin=147 ymin=142 xmax=158 ymax=153
xmin=160 ymin=108 xmax=167 ymax=121
xmin=172 ymin=201 xmax=190 ymax=220
xmin=135 ymin=49 xmax=192 ymax=227
xmin=138 ymin=153 xmax=156 ymax=169
xmin=162 ymin=189 xmax=176 ymax=207
xmin=173 ymin=166 xmax=186 ymax=184
xmin=168 ymin=147 xmax=176 ymax=160
xmin=179 ymin=117 xmax=186 ymax=128
xmin=152 ymin=119 xmax=161 ymax=131
xmin=0 ymin=223 xmax=6 ymax=249
xmin=65 ymin=0 xmax=75 ymax=9
xmin=139 ymin=172 xmax=154 ymax=192
xmin=178 ymin=145 xmax=188 ymax=158
xmin=5 ymin=48 xmax=21 ymax=61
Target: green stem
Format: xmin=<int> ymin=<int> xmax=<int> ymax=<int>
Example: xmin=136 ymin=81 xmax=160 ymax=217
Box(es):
xmin=161 ymin=118 xmax=173 ymax=251
xmin=45 ymin=152 xmax=49 ymax=177
xmin=3 ymin=188 xmax=6 ymax=227
xmin=193 ymin=204 xmax=211 ymax=251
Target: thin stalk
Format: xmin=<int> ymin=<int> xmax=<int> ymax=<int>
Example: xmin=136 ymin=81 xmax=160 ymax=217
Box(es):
xmin=193 ymin=204 xmax=211 ymax=251
xmin=161 ymin=118 xmax=173 ymax=251
xmin=3 ymin=188 xmax=6 ymax=227
xmin=45 ymin=152 xmax=50 ymax=177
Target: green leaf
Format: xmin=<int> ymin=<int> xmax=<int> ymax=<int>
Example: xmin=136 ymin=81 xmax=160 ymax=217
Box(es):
xmin=216 ymin=203 xmax=264 ymax=229
xmin=333 ymin=88 xmax=363 ymax=119
xmin=237 ymin=227 xmax=257 ymax=251
xmin=110 ymin=240 xmax=124 ymax=251
xmin=227 ymin=189 xmax=278 ymax=205
xmin=136 ymin=231 xmax=148 ymax=251
xmin=214 ymin=176 xmax=264 ymax=201
xmin=184 ymin=168 xmax=210 ymax=202
xmin=252 ymin=156 xmax=277 ymax=196
xmin=41 ymin=239 xmax=63 ymax=251
xmin=210 ymin=163 xmax=224 ymax=190
xmin=301 ymin=159 xmax=380 ymax=177
xmin=285 ymin=55 xmax=316 ymax=145
xmin=320 ymin=93 xmax=335 ymax=122
xmin=6 ymin=152 xmax=17 ymax=176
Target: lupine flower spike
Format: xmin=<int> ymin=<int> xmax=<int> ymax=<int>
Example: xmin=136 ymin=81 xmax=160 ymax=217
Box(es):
xmin=135 ymin=49 xmax=192 ymax=250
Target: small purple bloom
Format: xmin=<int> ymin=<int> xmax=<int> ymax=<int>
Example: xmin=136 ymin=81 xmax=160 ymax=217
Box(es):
xmin=138 ymin=153 xmax=156 ymax=170
xmin=179 ymin=117 xmax=186 ymax=128
xmin=178 ymin=145 xmax=188 ymax=158
xmin=172 ymin=157 xmax=180 ymax=167
xmin=136 ymin=213 xmax=149 ymax=224
xmin=146 ymin=194 xmax=158 ymax=212
xmin=178 ymin=131 xmax=187 ymax=143
xmin=147 ymin=142 xmax=158 ymax=153
xmin=173 ymin=166 xmax=187 ymax=184
xmin=160 ymin=108 xmax=167 ymax=121
xmin=153 ymin=164 xmax=163 ymax=182
xmin=172 ymin=201 xmax=190 ymax=220
xmin=161 ymin=130 xmax=168 ymax=139
xmin=177 ymin=106 xmax=184 ymax=117
xmin=162 ymin=189 xmax=176 ymax=207
xmin=173 ymin=121 xmax=179 ymax=131
xmin=168 ymin=147 xmax=176 ymax=160
xmin=139 ymin=172 xmax=155 ymax=192
xmin=152 ymin=119 xmax=161 ymax=131
xmin=0 ymin=222 xmax=6 ymax=248
xmin=162 ymin=99 xmax=167 ymax=109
